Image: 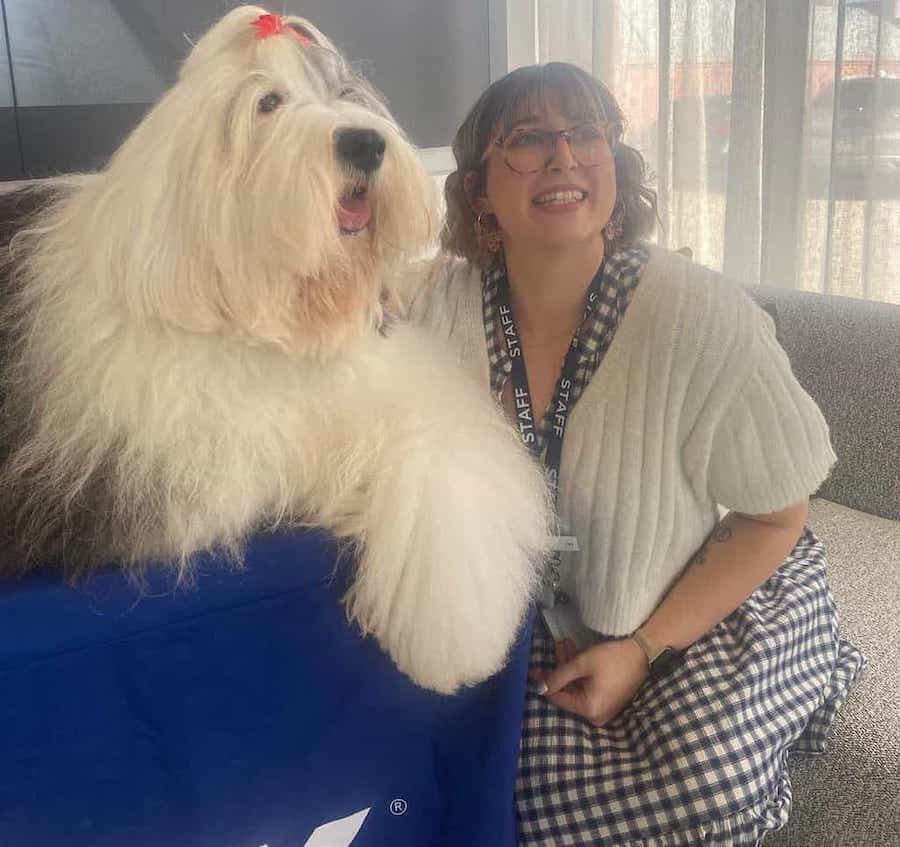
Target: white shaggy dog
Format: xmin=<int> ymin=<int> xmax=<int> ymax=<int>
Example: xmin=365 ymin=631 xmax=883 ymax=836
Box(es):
xmin=0 ymin=6 xmax=551 ymax=693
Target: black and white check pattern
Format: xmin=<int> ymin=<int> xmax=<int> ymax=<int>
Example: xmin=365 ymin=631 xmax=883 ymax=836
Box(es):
xmin=515 ymin=531 xmax=865 ymax=846
xmin=482 ymin=245 xmax=648 ymax=456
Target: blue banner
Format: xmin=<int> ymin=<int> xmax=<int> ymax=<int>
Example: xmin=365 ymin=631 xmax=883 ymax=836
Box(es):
xmin=0 ymin=531 xmax=531 ymax=847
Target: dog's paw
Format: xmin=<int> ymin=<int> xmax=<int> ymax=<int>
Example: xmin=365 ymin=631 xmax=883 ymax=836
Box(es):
xmin=344 ymin=427 xmax=550 ymax=693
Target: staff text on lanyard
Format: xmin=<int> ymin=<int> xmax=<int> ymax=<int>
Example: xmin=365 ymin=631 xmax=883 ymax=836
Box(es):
xmin=496 ymin=261 xmax=606 ymax=606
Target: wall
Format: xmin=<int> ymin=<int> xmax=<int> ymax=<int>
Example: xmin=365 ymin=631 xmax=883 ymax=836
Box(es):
xmin=0 ymin=0 xmax=489 ymax=179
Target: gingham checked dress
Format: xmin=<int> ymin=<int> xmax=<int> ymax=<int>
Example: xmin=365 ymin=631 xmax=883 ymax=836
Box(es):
xmin=482 ymin=246 xmax=866 ymax=847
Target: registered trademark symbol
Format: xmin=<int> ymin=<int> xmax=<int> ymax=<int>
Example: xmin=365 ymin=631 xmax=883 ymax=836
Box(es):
xmin=389 ymin=798 xmax=407 ymax=816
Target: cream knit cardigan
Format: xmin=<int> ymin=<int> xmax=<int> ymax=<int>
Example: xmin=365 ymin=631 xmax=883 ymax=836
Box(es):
xmin=408 ymin=245 xmax=837 ymax=636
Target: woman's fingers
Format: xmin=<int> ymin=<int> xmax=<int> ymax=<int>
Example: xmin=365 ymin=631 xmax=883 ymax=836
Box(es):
xmin=542 ymin=652 xmax=592 ymax=696
xmin=554 ymin=639 xmax=567 ymax=666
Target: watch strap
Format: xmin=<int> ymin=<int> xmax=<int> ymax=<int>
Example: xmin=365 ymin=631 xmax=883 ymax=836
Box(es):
xmin=632 ymin=629 xmax=686 ymax=679
xmin=631 ymin=628 xmax=661 ymax=665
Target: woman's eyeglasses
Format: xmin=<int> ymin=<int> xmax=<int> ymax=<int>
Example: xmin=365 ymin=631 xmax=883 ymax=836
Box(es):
xmin=491 ymin=123 xmax=614 ymax=174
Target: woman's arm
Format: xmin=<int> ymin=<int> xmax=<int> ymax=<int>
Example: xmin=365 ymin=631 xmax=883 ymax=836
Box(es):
xmin=637 ymin=498 xmax=809 ymax=651
xmin=536 ymin=499 xmax=810 ymax=725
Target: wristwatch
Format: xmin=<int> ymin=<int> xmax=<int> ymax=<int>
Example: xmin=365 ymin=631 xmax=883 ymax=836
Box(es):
xmin=631 ymin=629 xmax=686 ymax=680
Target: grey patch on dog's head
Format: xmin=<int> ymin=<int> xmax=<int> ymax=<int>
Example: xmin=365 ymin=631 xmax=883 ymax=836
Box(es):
xmin=297 ymin=42 xmax=392 ymax=122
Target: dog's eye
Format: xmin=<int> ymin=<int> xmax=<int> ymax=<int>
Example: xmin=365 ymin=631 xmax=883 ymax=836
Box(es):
xmin=258 ymin=92 xmax=284 ymax=114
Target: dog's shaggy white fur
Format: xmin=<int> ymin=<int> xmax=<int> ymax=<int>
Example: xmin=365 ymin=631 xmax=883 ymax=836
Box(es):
xmin=0 ymin=6 xmax=551 ymax=693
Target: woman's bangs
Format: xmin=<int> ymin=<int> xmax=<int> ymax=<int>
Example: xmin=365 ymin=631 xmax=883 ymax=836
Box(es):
xmin=494 ymin=65 xmax=610 ymax=138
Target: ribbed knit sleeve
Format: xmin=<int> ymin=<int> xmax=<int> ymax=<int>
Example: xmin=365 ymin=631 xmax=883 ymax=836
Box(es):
xmin=696 ymin=302 xmax=837 ymax=515
xmin=403 ymin=254 xmax=489 ymax=379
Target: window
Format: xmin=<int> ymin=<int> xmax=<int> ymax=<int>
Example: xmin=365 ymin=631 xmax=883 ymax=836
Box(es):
xmin=510 ymin=0 xmax=900 ymax=304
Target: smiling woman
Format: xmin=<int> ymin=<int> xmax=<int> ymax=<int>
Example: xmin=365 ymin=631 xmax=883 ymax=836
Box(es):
xmin=408 ymin=60 xmax=864 ymax=846
xmin=444 ymin=62 xmax=656 ymax=269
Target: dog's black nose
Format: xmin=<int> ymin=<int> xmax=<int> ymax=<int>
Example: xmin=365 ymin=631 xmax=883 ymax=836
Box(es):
xmin=335 ymin=128 xmax=386 ymax=174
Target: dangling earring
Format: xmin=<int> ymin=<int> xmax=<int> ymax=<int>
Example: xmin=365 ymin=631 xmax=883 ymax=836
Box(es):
xmin=603 ymin=200 xmax=625 ymax=243
xmin=474 ymin=211 xmax=503 ymax=253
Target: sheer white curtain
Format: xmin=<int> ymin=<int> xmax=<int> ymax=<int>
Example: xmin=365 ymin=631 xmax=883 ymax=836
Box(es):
xmin=525 ymin=0 xmax=900 ymax=304
xmin=801 ymin=1 xmax=900 ymax=302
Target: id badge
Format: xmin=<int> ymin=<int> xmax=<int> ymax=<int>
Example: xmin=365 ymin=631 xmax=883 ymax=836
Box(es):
xmin=546 ymin=534 xmax=579 ymax=553
xmin=540 ymin=603 xmax=601 ymax=651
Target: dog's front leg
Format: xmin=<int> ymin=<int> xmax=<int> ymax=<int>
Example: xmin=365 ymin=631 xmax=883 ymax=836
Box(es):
xmin=337 ymin=326 xmax=551 ymax=694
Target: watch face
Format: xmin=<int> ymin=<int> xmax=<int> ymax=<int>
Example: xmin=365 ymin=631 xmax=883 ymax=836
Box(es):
xmin=651 ymin=646 xmax=685 ymax=678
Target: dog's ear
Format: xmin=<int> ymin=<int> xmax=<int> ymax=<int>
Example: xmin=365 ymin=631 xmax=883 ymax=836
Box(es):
xmin=285 ymin=17 xmax=338 ymax=53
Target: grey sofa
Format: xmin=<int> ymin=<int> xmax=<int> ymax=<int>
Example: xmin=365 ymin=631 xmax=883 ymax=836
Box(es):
xmin=749 ymin=286 xmax=900 ymax=846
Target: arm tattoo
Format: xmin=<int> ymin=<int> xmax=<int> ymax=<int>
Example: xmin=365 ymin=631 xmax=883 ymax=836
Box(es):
xmin=711 ymin=524 xmax=733 ymax=544
xmin=688 ymin=522 xmax=733 ymax=567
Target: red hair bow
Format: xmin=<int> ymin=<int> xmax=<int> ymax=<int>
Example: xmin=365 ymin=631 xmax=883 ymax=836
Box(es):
xmin=252 ymin=13 xmax=312 ymax=45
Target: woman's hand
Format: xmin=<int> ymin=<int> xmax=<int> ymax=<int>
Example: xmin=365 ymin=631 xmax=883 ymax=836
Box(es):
xmin=530 ymin=636 xmax=649 ymax=726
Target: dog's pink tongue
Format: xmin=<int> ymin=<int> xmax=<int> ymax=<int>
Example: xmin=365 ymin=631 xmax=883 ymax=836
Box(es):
xmin=337 ymin=195 xmax=372 ymax=232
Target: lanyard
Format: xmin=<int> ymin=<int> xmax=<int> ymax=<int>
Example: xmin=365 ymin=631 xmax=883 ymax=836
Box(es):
xmin=495 ymin=260 xmax=606 ymax=603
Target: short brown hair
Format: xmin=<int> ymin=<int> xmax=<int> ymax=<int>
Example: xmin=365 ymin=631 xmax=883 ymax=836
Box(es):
xmin=442 ymin=62 xmax=657 ymax=268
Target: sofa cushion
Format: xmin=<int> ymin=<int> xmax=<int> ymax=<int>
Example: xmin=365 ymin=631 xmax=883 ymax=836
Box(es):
xmin=769 ymin=498 xmax=900 ymax=845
